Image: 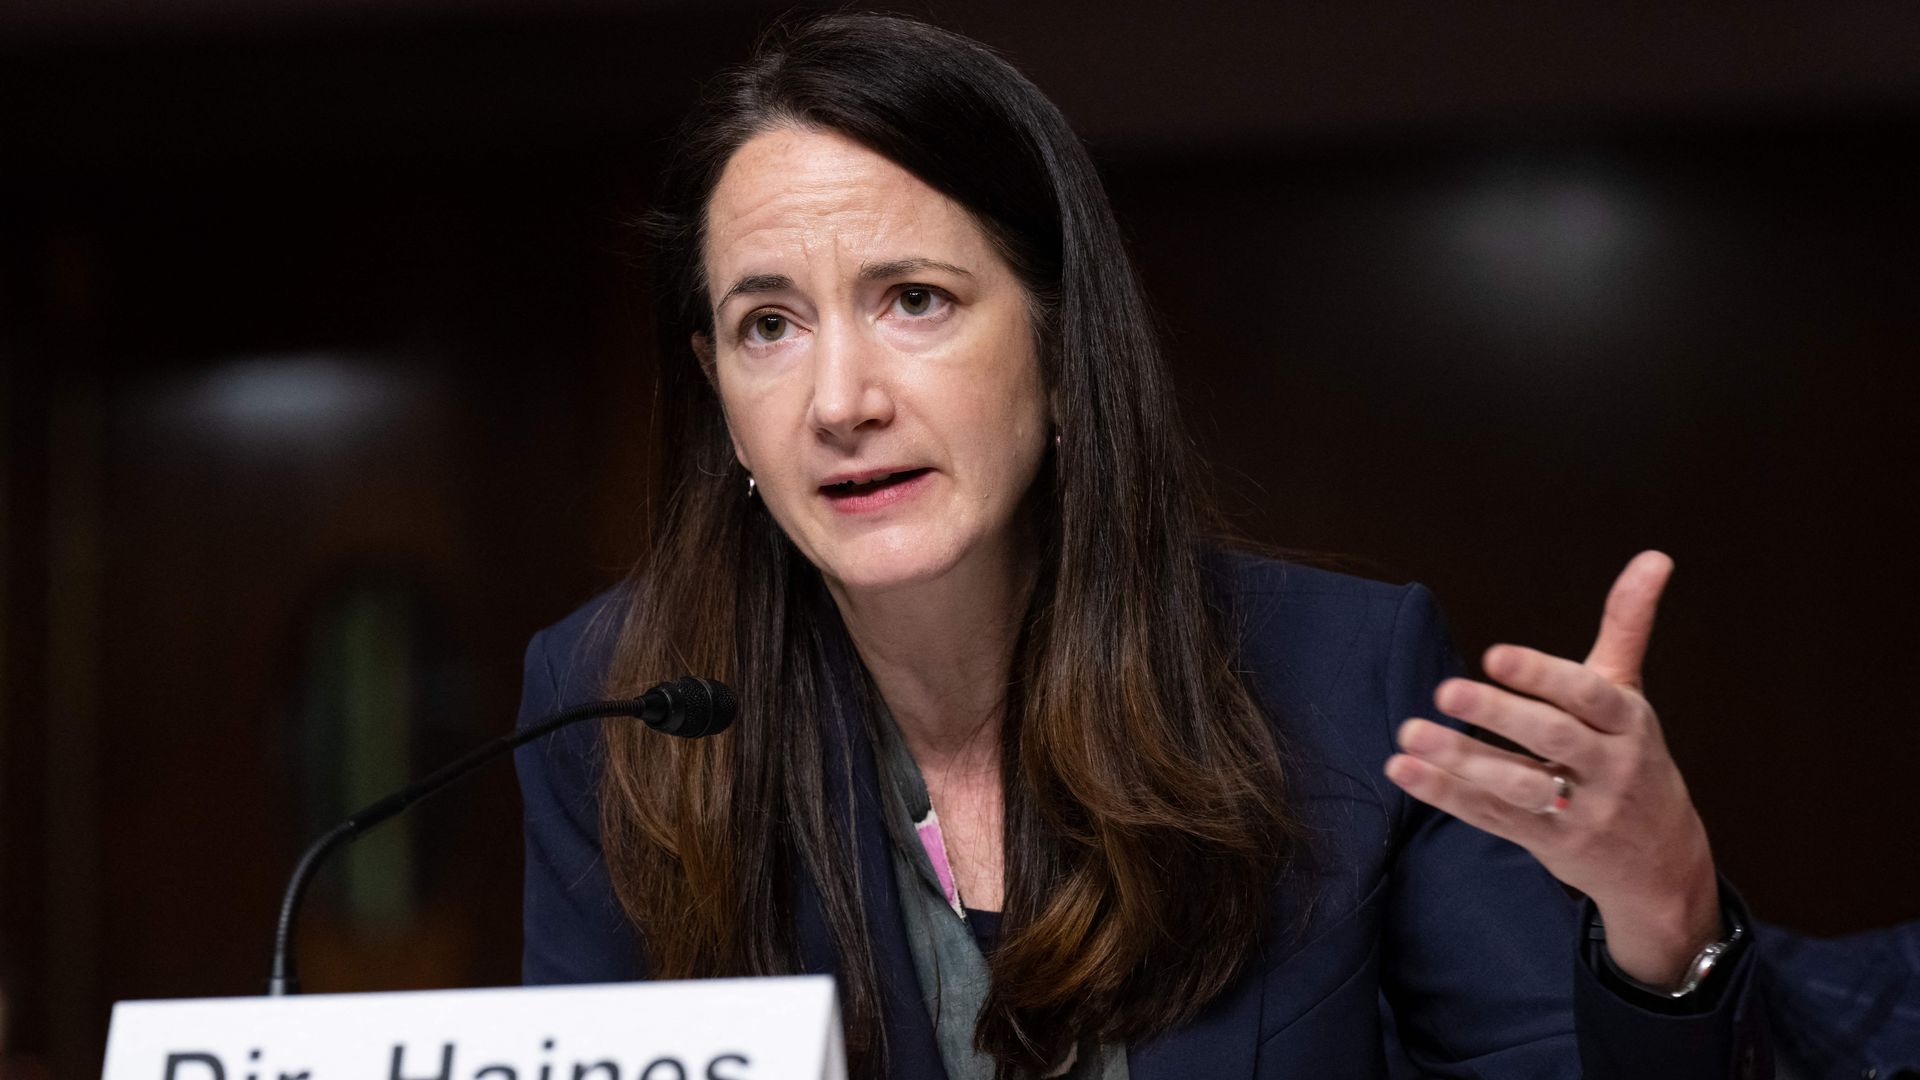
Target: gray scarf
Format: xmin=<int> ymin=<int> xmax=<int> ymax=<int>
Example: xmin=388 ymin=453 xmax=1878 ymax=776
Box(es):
xmin=869 ymin=702 xmax=1128 ymax=1080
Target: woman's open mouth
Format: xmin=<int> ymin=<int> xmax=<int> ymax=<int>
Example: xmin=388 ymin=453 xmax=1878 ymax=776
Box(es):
xmin=819 ymin=468 xmax=933 ymax=513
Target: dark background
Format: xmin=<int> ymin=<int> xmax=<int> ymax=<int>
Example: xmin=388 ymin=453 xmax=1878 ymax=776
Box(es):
xmin=3 ymin=3 xmax=1916 ymax=1077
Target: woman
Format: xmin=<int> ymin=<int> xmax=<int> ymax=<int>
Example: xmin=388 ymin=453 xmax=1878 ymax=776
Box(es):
xmin=516 ymin=13 xmax=1768 ymax=1079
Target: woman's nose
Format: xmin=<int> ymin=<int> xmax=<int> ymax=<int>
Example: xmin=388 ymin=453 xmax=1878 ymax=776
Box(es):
xmin=805 ymin=321 xmax=894 ymax=440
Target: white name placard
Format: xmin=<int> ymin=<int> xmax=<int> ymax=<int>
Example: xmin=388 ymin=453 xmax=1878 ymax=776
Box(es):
xmin=102 ymin=978 xmax=845 ymax=1080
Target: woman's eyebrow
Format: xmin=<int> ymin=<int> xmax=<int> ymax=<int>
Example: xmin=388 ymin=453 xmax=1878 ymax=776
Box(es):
xmin=714 ymin=258 xmax=973 ymax=313
xmin=860 ymin=257 xmax=973 ymax=281
xmin=715 ymin=272 xmax=792 ymax=311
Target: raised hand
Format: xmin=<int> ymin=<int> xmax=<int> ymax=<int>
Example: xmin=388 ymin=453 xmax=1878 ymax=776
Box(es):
xmin=1384 ymin=551 xmax=1722 ymax=988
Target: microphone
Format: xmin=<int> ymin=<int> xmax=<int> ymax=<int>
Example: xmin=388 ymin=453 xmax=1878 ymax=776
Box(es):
xmin=266 ymin=676 xmax=736 ymax=995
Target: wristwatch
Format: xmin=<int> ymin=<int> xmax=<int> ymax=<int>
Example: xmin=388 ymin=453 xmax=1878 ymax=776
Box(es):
xmin=1586 ymin=898 xmax=1748 ymax=1010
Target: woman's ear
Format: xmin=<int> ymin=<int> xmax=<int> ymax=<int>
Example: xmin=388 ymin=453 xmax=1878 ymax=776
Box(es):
xmin=691 ymin=332 xmax=718 ymax=384
xmin=694 ymin=332 xmax=753 ymax=473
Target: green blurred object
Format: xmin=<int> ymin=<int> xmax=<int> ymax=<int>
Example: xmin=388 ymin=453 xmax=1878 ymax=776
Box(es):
xmin=300 ymin=585 xmax=418 ymax=930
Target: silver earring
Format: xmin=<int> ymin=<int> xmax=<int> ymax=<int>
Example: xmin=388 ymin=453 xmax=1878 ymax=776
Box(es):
xmin=746 ymin=475 xmax=757 ymax=499
xmin=1053 ymin=430 xmax=1063 ymax=448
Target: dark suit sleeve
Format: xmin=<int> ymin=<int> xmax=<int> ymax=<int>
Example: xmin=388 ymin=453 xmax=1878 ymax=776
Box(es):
xmin=1571 ymin=886 xmax=1771 ymax=1078
xmin=514 ymin=627 xmax=644 ymax=984
xmin=1378 ymin=584 xmax=1770 ymax=1079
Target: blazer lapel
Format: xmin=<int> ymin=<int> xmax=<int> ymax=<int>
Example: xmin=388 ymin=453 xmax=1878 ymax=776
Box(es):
xmin=1127 ymin=967 xmax=1266 ymax=1080
xmin=790 ymin=622 xmax=951 ymax=1080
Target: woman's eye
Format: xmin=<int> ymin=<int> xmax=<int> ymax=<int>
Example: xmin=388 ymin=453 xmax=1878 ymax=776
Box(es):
xmin=894 ymin=288 xmax=942 ymax=317
xmin=747 ymin=312 xmax=789 ymax=343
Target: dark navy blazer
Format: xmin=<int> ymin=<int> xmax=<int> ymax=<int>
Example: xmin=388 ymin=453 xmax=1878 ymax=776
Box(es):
xmin=515 ymin=556 xmax=1771 ymax=1078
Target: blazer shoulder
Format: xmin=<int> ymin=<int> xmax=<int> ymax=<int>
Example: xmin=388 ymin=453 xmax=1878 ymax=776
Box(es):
xmin=1206 ymin=549 xmax=1436 ymax=697
xmin=1206 ymin=548 xmax=1460 ymax=830
xmin=525 ymin=586 xmax=630 ymax=716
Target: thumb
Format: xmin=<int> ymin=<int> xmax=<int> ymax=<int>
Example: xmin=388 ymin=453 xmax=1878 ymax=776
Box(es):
xmin=1584 ymin=550 xmax=1674 ymax=689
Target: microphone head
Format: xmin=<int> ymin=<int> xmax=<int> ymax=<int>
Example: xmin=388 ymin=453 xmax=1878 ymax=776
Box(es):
xmin=653 ymin=676 xmax=736 ymax=738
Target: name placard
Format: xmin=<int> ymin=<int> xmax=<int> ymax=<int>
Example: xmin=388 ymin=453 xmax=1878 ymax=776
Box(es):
xmin=102 ymin=978 xmax=844 ymax=1080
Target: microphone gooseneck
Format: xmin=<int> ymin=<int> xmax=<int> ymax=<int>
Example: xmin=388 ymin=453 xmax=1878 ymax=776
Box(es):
xmin=266 ymin=675 xmax=735 ymax=996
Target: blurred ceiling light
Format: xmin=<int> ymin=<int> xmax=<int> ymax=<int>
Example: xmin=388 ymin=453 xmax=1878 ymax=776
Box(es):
xmin=1440 ymin=171 xmax=1654 ymax=343
xmin=177 ymin=354 xmax=412 ymax=442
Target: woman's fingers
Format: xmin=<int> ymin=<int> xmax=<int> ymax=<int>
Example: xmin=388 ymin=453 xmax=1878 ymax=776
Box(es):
xmin=1395 ymin=718 xmax=1569 ymax=814
xmin=1480 ymin=645 xmax=1645 ymax=736
xmin=1383 ymin=751 xmax=1547 ymax=845
xmin=1433 ymin=677 xmax=1605 ymax=771
xmin=1436 ymin=560 xmax=1671 ymax=764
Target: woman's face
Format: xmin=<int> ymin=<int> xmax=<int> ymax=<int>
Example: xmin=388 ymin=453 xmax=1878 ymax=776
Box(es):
xmin=701 ymin=126 xmax=1050 ymax=596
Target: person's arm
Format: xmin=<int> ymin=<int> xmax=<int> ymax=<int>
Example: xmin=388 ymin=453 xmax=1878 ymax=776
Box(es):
xmin=514 ymin=626 xmax=644 ymax=984
xmin=1378 ymin=581 xmax=1769 ymax=1078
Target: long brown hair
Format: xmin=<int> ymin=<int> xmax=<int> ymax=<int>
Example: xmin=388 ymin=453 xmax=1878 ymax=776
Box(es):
xmin=598 ymin=13 xmax=1301 ymax=1077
